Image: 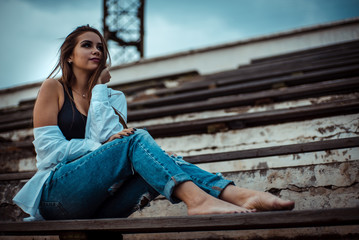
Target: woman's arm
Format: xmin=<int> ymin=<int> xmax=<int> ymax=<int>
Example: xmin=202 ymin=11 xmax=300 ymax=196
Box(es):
xmin=85 ymin=84 xmax=128 ymax=143
xmin=84 ymin=67 xmax=132 ymax=143
xmin=33 ymin=78 xmax=62 ymax=128
xmin=34 ymin=126 xmax=100 ymax=171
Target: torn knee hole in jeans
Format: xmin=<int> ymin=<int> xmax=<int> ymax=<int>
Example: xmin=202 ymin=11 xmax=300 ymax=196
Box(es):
xmin=134 ymin=192 xmax=153 ymax=212
xmin=108 ymin=182 xmax=124 ymax=195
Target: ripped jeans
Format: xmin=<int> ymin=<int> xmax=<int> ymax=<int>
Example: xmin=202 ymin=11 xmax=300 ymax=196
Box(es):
xmin=39 ymin=129 xmax=233 ymax=220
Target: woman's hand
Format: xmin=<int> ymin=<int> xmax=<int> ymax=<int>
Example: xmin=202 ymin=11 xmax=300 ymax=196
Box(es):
xmin=105 ymin=128 xmax=136 ymax=143
xmin=97 ymin=67 xmax=111 ymax=84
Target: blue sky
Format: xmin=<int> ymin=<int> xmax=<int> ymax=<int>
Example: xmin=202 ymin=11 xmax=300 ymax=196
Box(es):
xmin=0 ymin=0 xmax=358 ymax=90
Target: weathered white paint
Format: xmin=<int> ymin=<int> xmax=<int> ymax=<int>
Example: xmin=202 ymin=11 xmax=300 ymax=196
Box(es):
xmin=1 ymin=18 xmax=358 ymax=109
xmin=0 ymin=128 xmax=33 ymax=142
xmin=18 ymin=158 xmax=37 ymax=172
xmin=155 ymin=114 xmax=359 ymax=156
xmin=197 ymin=148 xmax=359 ymax=173
xmin=0 ymin=87 xmax=40 ymax=109
xmin=128 ymin=93 xmax=358 ymax=127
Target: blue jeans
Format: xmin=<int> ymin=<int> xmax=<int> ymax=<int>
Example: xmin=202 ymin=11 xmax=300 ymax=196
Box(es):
xmin=39 ymin=129 xmax=233 ymax=219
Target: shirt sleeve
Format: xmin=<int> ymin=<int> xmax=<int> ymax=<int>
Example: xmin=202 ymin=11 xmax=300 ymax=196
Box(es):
xmin=85 ymin=84 xmax=127 ymax=143
xmin=34 ymin=126 xmax=101 ymax=171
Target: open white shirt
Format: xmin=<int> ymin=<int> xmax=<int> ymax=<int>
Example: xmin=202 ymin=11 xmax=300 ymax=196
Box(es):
xmin=13 ymin=84 xmax=127 ymax=220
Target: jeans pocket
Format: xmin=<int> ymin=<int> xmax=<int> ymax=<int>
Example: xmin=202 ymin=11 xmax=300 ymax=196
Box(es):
xmin=39 ymin=201 xmax=68 ymax=220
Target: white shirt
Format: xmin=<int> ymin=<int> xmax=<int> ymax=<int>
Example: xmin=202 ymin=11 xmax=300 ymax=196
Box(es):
xmin=13 ymin=84 xmax=127 ymax=220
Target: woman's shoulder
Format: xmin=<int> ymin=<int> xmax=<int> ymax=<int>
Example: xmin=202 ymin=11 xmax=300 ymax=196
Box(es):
xmin=40 ymin=78 xmax=62 ymax=91
xmin=33 ymin=79 xmax=63 ymax=127
xmin=37 ymin=78 xmax=63 ymax=102
xmin=39 ymin=78 xmax=63 ymax=95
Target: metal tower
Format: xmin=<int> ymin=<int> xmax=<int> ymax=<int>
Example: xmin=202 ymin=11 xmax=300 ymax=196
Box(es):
xmin=103 ymin=0 xmax=145 ymax=65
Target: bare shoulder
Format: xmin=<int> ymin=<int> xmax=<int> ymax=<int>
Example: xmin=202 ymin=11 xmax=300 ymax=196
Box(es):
xmin=39 ymin=78 xmax=62 ymax=94
xmin=33 ymin=79 xmax=62 ymax=127
xmin=37 ymin=78 xmax=63 ymax=103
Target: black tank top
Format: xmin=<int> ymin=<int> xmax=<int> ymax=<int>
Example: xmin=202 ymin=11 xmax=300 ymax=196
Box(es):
xmin=58 ymin=83 xmax=87 ymax=140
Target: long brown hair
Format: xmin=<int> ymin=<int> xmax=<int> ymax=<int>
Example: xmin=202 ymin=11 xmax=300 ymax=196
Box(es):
xmin=48 ymin=25 xmax=111 ymax=98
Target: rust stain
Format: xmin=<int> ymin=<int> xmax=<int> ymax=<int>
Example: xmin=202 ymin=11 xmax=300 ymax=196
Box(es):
xmin=225 ymin=106 xmax=251 ymax=114
xmin=310 ymin=175 xmax=317 ymax=183
xmin=267 ymin=172 xmax=281 ymax=184
xmin=317 ymin=126 xmax=336 ymax=134
xmin=257 ymin=162 xmax=269 ymax=169
xmin=259 ymin=169 xmax=268 ymax=177
xmin=324 ymin=150 xmax=332 ymax=158
xmin=207 ymin=123 xmax=228 ymax=134
xmin=255 ymin=98 xmax=273 ymax=105
xmin=339 ymin=162 xmax=350 ymax=179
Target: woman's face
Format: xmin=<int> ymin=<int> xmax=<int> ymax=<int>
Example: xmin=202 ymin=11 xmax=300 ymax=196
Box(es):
xmin=69 ymin=31 xmax=104 ymax=74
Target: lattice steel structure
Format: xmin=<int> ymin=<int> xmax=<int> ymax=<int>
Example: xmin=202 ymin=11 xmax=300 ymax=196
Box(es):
xmin=103 ymin=0 xmax=145 ymax=65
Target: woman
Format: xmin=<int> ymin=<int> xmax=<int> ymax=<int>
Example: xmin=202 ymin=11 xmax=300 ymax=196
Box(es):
xmin=13 ymin=25 xmax=294 ymax=220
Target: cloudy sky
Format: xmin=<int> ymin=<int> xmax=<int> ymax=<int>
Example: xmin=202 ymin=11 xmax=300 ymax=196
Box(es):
xmin=0 ymin=0 xmax=358 ymax=90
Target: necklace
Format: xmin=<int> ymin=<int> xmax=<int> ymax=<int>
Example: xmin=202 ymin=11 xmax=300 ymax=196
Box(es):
xmin=72 ymin=88 xmax=87 ymax=98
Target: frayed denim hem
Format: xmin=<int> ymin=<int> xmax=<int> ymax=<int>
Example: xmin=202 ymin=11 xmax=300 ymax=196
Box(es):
xmin=163 ymin=173 xmax=192 ymax=204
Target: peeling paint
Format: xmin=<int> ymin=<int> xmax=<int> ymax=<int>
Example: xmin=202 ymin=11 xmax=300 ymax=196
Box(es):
xmin=129 ymin=94 xmax=358 ymax=127
xmin=155 ymin=114 xmax=359 ymax=157
xmin=256 ymin=162 xmax=269 ymax=170
xmin=196 ymin=148 xmax=359 ymax=173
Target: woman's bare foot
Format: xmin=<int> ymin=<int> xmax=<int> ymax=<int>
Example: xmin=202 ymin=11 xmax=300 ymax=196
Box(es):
xmin=241 ymin=192 xmax=295 ymax=211
xmin=174 ymin=181 xmax=253 ymax=215
xmin=187 ymin=194 xmax=253 ymax=215
xmin=220 ymin=185 xmax=295 ymax=211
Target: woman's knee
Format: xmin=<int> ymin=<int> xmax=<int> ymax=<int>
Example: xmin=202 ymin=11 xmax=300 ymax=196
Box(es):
xmin=132 ymin=129 xmax=153 ymax=142
xmin=134 ymin=128 xmax=150 ymax=135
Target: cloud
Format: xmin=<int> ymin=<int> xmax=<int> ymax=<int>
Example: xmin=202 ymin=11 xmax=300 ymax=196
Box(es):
xmin=19 ymin=0 xmax=97 ymax=11
xmin=146 ymin=0 xmax=359 ymax=43
xmin=145 ymin=14 xmax=244 ymax=57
